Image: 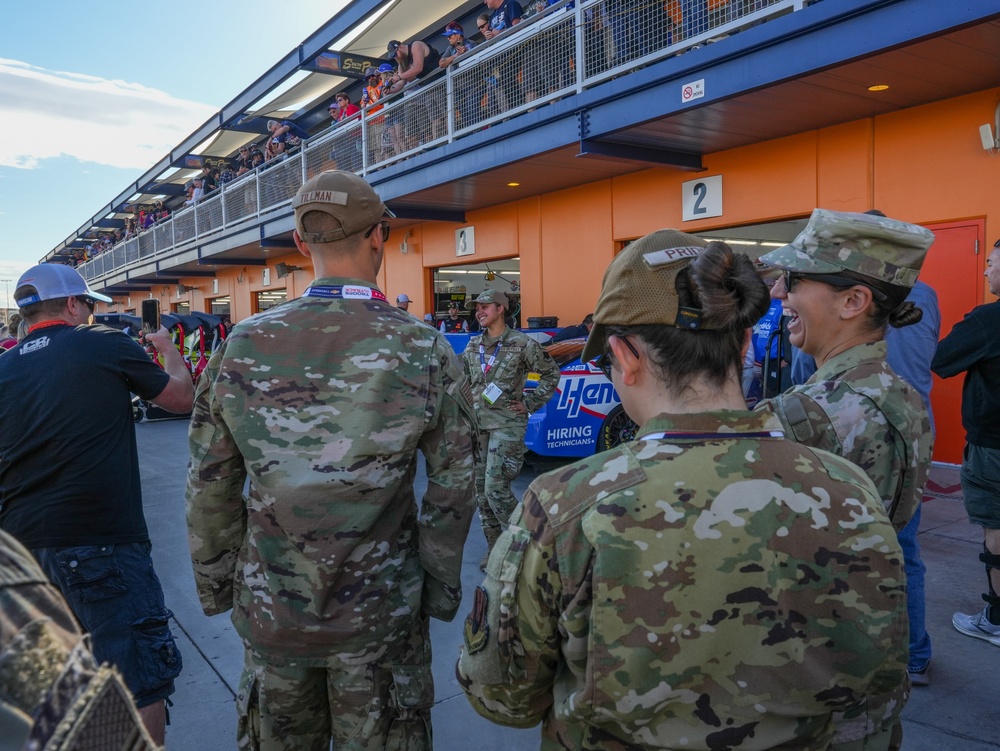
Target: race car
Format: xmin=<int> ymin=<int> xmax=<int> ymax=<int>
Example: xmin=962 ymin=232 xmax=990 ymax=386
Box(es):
xmin=523 ymin=337 xmax=637 ymax=457
xmin=445 ymin=332 xmax=638 ymax=457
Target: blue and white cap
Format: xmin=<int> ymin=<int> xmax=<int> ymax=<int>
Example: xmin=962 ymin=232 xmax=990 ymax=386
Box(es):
xmin=14 ymin=263 xmax=112 ymax=307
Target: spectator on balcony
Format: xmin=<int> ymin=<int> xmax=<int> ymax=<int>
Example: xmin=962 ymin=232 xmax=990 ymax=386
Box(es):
xmin=331 ymin=92 xmax=361 ymax=124
xmin=265 ymin=119 xmax=309 ymax=161
xmin=184 ymin=177 xmax=205 ymax=207
xmin=359 ymin=67 xmax=388 ymax=164
xmin=201 ymin=165 xmax=219 ymax=194
xmin=384 ymin=39 xmax=444 ymax=152
xmin=439 ymin=21 xmax=479 ymax=127
xmin=235 ymin=145 xmax=254 ymax=174
xmin=482 ymin=0 xmax=522 ymax=39
xmin=219 ymin=161 xmax=237 ymax=184
xmin=330 ymin=93 xmax=363 ymax=172
xmin=482 ymin=0 xmax=524 ymax=110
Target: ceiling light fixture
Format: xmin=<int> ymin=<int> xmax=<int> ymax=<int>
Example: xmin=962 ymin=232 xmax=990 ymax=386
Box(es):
xmin=507 ymin=182 xmax=520 ymax=187
xmin=867 ymin=84 xmax=890 ymax=92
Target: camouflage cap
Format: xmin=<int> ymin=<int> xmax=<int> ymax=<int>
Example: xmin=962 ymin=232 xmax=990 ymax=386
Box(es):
xmin=292 ymin=170 xmax=394 ymax=243
xmin=581 ymin=229 xmax=710 ymax=363
xmin=466 ymin=289 xmax=509 ymax=310
xmin=759 ymin=209 xmax=933 ymax=288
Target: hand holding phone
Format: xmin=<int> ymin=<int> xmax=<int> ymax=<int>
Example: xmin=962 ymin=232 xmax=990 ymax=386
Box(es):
xmin=141 ymin=299 xmax=160 ymax=335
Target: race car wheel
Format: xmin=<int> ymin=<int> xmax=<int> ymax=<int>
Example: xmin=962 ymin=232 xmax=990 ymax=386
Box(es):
xmin=597 ymin=405 xmax=638 ymax=452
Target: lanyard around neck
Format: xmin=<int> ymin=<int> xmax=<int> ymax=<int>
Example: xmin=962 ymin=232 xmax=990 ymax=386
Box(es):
xmin=479 ymin=339 xmax=502 ymax=374
xmin=303 ymin=284 xmax=387 ymax=302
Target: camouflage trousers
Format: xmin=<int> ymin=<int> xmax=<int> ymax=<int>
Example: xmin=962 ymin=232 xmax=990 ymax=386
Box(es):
xmin=236 ymin=617 xmax=433 ymax=751
xmin=475 ymin=428 xmax=527 ymax=540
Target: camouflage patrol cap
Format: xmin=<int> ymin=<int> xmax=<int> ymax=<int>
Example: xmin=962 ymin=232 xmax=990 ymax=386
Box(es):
xmin=759 ymin=208 xmax=933 ymax=288
xmin=292 ymin=170 xmax=394 ymax=243
xmin=581 ymin=229 xmax=711 ymax=363
xmin=466 ymin=289 xmax=509 ymax=310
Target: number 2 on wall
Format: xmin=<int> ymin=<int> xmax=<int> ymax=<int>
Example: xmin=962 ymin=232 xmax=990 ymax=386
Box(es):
xmin=691 ymin=182 xmax=708 ymax=215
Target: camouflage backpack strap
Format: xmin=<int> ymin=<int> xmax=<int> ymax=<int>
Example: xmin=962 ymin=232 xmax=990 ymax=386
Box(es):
xmin=29 ymin=639 xmax=158 ymax=751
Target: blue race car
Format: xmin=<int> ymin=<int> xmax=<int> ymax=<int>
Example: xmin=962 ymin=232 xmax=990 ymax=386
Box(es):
xmin=446 ymin=333 xmax=637 ymax=457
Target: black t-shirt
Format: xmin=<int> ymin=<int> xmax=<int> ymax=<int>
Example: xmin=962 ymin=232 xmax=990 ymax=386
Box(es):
xmin=0 ymin=324 xmax=170 ymax=548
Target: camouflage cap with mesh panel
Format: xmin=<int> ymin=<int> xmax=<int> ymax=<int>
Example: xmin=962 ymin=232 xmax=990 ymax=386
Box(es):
xmin=581 ymin=229 xmax=713 ymax=363
xmin=759 ymin=208 xmax=934 ymax=288
xmin=466 ymin=289 xmax=509 ymax=310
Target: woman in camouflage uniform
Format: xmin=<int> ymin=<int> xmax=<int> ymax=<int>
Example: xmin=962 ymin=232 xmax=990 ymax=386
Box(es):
xmin=457 ymin=230 xmax=908 ymax=750
xmin=753 ymin=209 xmax=936 ymax=750
xmin=755 ymin=208 xmax=934 ymax=532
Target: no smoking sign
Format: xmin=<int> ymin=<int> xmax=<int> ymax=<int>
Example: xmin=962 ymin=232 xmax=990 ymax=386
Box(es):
xmin=681 ymin=78 xmax=705 ymax=103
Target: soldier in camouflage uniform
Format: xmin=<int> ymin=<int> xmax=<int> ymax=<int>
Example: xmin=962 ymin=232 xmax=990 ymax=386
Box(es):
xmin=1 ymin=529 xmax=158 ymax=751
xmin=185 ymin=171 xmax=477 ymax=751
xmin=462 ymin=289 xmax=560 ymax=567
xmin=754 ymin=209 xmax=935 ymax=749
xmin=457 ymin=231 xmax=908 ymax=750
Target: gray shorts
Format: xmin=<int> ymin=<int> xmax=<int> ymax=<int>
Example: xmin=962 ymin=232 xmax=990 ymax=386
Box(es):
xmin=961 ymin=443 xmax=1000 ymax=529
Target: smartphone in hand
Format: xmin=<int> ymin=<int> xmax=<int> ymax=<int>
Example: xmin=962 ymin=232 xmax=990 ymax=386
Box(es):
xmin=141 ymin=299 xmax=160 ymax=335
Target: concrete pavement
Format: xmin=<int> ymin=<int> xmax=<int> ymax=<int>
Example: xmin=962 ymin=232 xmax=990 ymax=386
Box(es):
xmin=137 ymin=419 xmax=1000 ymax=750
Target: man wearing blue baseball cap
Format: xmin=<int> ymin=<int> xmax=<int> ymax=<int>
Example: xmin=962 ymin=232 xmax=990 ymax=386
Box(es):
xmin=0 ymin=263 xmax=193 ymax=744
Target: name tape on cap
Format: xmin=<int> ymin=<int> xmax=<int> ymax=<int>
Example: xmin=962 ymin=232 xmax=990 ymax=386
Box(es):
xmin=643 ymin=246 xmax=703 ymax=268
xmin=295 ymin=189 xmax=349 ymax=208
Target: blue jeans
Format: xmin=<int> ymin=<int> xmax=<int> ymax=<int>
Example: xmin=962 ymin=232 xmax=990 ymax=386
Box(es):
xmin=898 ymin=504 xmax=931 ymax=670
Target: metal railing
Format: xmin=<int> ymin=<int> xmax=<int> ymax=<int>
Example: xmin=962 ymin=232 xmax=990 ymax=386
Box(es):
xmin=78 ymin=0 xmax=805 ymax=284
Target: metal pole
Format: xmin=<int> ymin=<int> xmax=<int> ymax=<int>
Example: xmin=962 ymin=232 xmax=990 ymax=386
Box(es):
xmin=0 ymin=278 xmax=10 ymax=326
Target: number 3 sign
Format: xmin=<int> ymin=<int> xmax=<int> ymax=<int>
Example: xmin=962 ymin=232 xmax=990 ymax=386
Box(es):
xmin=682 ymin=175 xmax=722 ymax=221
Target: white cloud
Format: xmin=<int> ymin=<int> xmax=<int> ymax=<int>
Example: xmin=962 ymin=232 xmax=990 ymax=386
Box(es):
xmin=0 ymin=58 xmax=216 ymax=170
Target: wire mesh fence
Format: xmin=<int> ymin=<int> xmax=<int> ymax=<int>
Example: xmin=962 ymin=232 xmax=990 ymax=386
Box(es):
xmin=78 ymin=0 xmax=800 ymax=284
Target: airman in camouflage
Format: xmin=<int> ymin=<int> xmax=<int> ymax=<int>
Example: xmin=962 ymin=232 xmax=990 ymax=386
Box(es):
xmin=755 ymin=209 xmax=936 ymax=749
xmin=0 ymin=529 xmax=157 ymax=751
xmin=186 ymin=171 xmax=477 ymax=751
xmin=462 ymin=289 xmax=560 ymax=565
xmin=458 ymin=231 xmax=908 ymax=751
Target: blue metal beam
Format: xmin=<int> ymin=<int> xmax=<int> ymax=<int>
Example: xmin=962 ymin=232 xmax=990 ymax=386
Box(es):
xmin=259 ymin=238 xmax=298 ymax=249
xmin=201 ymin=258 xmax=267 ymax=266
xmin=387 ymin=206 xmax=467 ymax=223
xmin=577 ymin=139 xmax=703 ymax=171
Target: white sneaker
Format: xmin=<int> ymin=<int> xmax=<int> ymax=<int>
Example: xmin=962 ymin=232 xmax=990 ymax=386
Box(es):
xmin=952 ymin=606 xmax=1000 ymax=646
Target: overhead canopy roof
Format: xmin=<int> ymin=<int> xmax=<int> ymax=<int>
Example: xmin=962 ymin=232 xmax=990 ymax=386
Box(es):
xmin=48 ymin=0 xmax=484 ymax=258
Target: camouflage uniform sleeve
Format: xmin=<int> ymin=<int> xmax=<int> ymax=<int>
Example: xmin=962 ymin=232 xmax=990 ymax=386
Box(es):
xmin=758 ymin=389 xmax=840 ymax=452
xmin=185 ymin=348 xmax=248 ymax=617
xmin=417 ymin=340 xmax=478 ymax=622
xmin=522 ymin=339 xmax=560 ymax=414
xmin=456 ymin=489 xmax=560 ymax=727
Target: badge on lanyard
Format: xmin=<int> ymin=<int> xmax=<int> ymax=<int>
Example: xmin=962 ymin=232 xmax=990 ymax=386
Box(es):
xmin=483 ymin=382 xmax=504 ymax=405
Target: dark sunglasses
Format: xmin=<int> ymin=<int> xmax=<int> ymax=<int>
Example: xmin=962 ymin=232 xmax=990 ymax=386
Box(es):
xmin=781 ymin=269 xmax=887 ymax=302
xmin=595 ymin=334 xmax=640 ymax=380
xmin=478 ymin=23 xmax=488 ymax=30
xmin=77 ymin=296 xmax=96 ymax=312
xmin=364 ymin=220 xmax=391 ymax=242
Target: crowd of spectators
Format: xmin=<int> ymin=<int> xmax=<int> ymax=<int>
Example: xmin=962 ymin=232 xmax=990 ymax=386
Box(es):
xmin=68 ymin=1 xmax=764 ymax=270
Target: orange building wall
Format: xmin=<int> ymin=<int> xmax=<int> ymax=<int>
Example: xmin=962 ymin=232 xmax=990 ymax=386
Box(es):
xmin=111 ymin=87 xmax=1000 ymax=460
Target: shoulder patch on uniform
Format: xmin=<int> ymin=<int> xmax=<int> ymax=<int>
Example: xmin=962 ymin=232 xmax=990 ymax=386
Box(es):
xmin=464 ymin=585 xmax=489 ymax=654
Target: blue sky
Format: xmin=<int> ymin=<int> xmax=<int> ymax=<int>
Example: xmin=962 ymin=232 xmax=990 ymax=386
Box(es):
xmin=0 ymin=0 xmax=349 ymax=296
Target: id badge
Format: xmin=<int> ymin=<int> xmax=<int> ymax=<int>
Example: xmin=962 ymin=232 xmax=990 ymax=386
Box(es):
xmin=483 ymin=382 xmax=504 ymax=405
